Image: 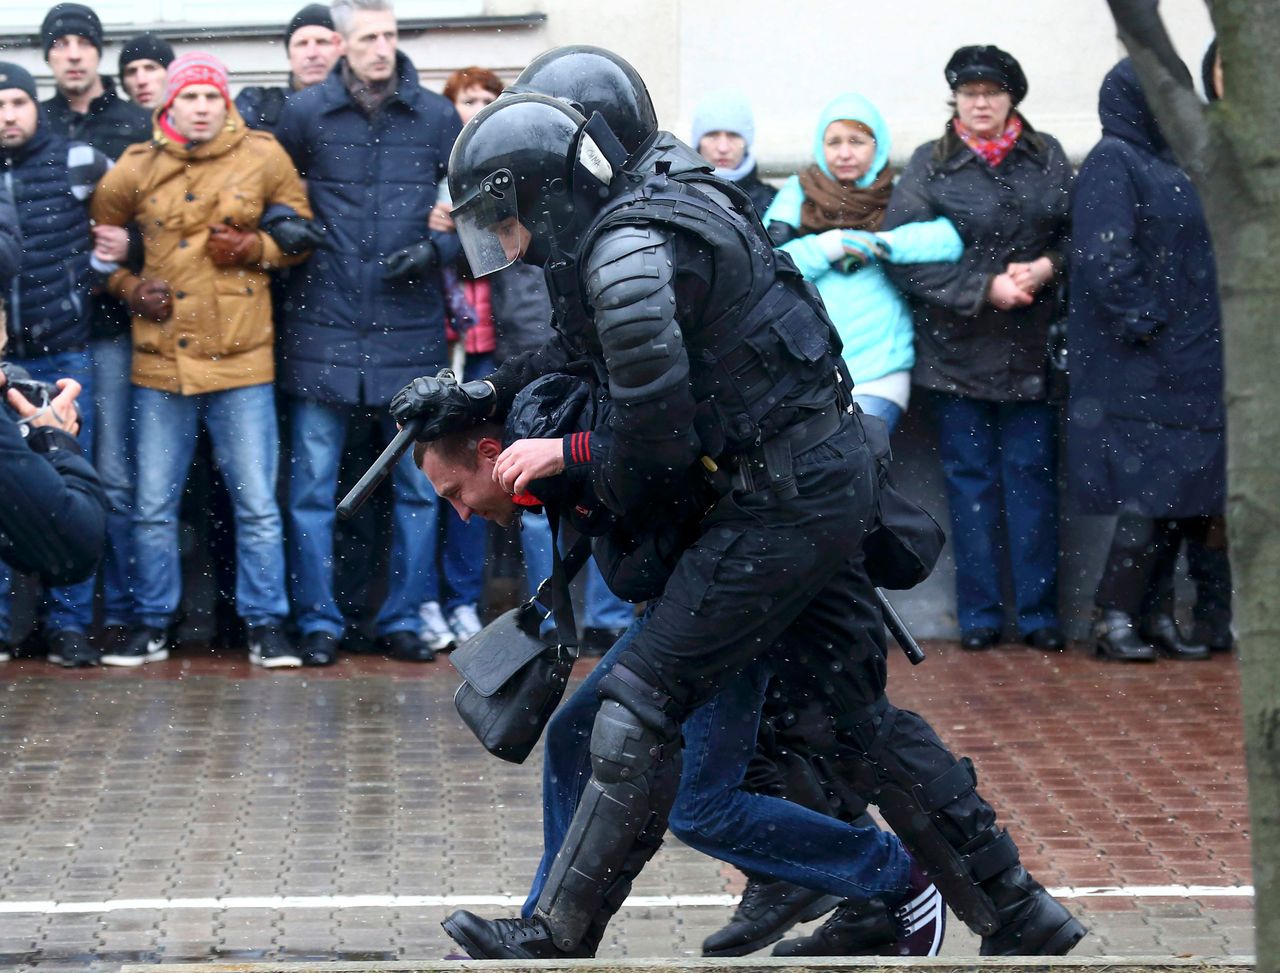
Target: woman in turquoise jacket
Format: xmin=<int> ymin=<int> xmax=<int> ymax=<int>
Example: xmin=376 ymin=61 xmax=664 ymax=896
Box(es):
xmin=763 ymin=93 xmax=962 ymax=431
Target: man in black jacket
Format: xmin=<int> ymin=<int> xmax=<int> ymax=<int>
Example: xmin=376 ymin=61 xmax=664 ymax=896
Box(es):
xmin=237 ymin=4 xmax=342 ymax=135
xmin=40 ymin=2 xmax=152 ymax=657
xmin=0 ymin=365 xmax=106 ymax=661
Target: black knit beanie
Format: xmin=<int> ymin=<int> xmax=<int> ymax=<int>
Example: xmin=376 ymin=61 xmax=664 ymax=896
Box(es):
xmin=119 ymin=32 xmax=175 ymax=83
xmin=0 ymin=62 xmax=39 ymax=102
xmin=41 ymin=3 xmax=103 ymax=58
xmin=1202 ymin=38 xmax=1220 ymax=103
xmin=286 ymin=4 xmax=335 ymax=45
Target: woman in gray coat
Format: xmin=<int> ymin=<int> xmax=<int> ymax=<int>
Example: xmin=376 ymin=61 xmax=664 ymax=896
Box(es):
xmin=883 ymin=45 xmax=1073 ymax=652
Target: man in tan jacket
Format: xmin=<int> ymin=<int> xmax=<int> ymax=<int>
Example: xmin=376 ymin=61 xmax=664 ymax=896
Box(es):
xmin=90 ymin=52 xmax=313 ymax=668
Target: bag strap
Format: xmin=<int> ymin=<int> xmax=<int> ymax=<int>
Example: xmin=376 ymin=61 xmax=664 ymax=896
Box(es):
xmin=534 ymin=506 xmax=592 ymax=655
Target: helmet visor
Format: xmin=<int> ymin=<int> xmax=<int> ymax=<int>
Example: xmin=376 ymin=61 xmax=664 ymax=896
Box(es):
xmin=452 ymin=168 xmax=523 ymax=277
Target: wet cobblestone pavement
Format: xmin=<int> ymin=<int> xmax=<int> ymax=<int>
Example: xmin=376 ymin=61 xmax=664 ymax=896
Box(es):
xmin=0 ymin=640 xmax=1254 ymax=969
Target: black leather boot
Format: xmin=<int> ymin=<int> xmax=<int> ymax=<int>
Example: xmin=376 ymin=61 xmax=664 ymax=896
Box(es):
xmin=702 ymin=874 xmax=841 ymax=956
xmin=442 ymin=912 xmax=582 ymax=960
xmin=978 ymin=863 xmax=1087 ymax=956
xmin=1140 ymin=613 xmax=1210 ymax=660
xmin=1093 ymin=610 xmax=1157 ymax=662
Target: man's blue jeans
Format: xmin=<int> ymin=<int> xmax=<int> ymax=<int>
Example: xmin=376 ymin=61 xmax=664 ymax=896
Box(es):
xmin=132 ymin=384 xmax=288 ymax=629
xmin=288 ymin=396 xmax=436 ymax=636
xmin=520 ymin=511 xmax=635 ymax=630
xmin=521 ymin=613 xmax=910 ymax=917
xmin=0 ymin=349 xmax=96 ymax=637
xmin=932 ymin=392 xmax=1060 ymax=635
xmin=91 ymin=333 xmax=135 ymax=625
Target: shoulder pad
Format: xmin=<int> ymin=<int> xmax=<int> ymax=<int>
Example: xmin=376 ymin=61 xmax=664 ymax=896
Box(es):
xmin=584 ymin=224 xmax=674 ymax=309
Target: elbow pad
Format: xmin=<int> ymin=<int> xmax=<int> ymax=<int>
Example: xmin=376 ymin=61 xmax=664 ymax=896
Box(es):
xmin=585 ymin=226 xmax=685 ymax=398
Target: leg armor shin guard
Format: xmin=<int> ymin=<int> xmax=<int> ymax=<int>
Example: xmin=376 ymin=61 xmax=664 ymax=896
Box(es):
xmin=535 ymin=673 xmax=681 ymax=952
xmin=816 ymin=704 xmax=1014 ymax=936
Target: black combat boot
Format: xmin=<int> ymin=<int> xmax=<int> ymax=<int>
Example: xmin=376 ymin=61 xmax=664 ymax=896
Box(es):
xmin=702 ymin=873 xmax=841 ymax=956
xmin=773 ymin=861 xmax=945 ymax=957
xmin=1140 ymin=613 xmax=1209 ymax=660
xmin=442 ymin=912 xmax=585 ymax=960
xmin=975 ymin=846 xmax=1086 ymax=956
xmin=1093 ymin=610 xmax=1157 ymax=662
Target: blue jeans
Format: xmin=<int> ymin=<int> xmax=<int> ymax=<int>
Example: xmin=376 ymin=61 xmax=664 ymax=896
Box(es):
xmin=852 ymin=393 xmax=903 ymax=436
xmin=133 ymin=384 xmax=288 ymax=629
xmin=522 ymin=613 xmax=910 ymax=916
xmin=91 ymin=334 xmax=135 ymax=625
xmin=519 ymin=511 xmax=635 ymax=629
xmin=932 ymin=392 xmax=1059 ymax=634
xmin=0 ymin=349 xmax=96 ymax=637
xmin=289 ymin=397 xmax=436 ymax=636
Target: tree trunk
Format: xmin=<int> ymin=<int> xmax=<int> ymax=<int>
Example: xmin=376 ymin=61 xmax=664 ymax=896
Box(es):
xmin=1105 ymin=3 xmax=1280 ymax=969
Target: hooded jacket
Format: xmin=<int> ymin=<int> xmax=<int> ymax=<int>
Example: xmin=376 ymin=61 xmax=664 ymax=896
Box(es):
xmin=1065 ymin=59 xmax=1224 ymax=517
xmin=90 ymin=103 xmax=312 ymax=395
xmin=762 ymin=93 xmax=962 ymax=394
xmin=883 ymin=110 xmax=1073 ymax=401
xmin=274 ymin=52 xmax=462 ymax=407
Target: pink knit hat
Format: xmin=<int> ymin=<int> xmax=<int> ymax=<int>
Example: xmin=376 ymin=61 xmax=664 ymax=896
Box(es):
xmin=161 ymin=52 xmax=231 ymax=112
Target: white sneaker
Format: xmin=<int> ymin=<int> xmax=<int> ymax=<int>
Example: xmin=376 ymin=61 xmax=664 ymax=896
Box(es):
xmin=417 ymin=601 xmax=457 ymax=652
xmin=447 ymin=603 xmax=483 ymax=643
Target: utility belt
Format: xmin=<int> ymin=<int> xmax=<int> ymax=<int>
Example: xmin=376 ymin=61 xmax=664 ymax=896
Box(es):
xmin=708 ymin=403 xmax=849 ymax=500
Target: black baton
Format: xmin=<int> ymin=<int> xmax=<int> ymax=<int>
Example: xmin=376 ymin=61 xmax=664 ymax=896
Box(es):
xmin=337 ymin=417 xmax=425 ymax=520
xmin=876 ymin=587 xmax=926 ymax=665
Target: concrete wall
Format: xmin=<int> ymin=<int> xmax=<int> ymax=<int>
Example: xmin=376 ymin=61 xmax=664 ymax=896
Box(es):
xmin=0 ymin=0 xmax=1214 ymax=166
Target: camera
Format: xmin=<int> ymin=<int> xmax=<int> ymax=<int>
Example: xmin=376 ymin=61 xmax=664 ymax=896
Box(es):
xmin=0 ymin=361 xmax=76 ymax=433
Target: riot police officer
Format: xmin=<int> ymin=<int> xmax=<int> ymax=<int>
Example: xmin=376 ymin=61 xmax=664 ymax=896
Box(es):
xmin=392 ymin=82 xmax=1085 ymax=961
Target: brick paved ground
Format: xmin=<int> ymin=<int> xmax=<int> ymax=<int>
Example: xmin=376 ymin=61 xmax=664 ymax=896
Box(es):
xmin=0 ymin=640 xmax=1254 ymax=970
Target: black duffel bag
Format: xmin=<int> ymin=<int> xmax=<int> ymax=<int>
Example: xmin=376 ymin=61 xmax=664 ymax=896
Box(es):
xmin=450 ymin=509 xmax=591 ymax=764
xmin=859 ymin=411 xmax=946 ymax=590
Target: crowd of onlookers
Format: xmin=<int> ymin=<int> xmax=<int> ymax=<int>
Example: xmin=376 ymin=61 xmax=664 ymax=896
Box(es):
xmin=0 ymin=0 xmax=1233 ymax=670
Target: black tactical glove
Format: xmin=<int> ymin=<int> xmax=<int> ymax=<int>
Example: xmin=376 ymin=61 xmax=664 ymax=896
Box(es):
xmin=382 ymin=240 xmax=438 ymax=281
xmin=264 ymin=217 xmax=325 ymax=256
xmin=389 ymin=368 xmax=496 ymax=441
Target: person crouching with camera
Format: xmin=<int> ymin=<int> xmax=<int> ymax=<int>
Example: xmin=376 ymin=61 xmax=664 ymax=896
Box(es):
xmin=0 ymin=61 xmax=112 ymax=666
xmin=0 ymin=329 xmax=107 ymax=663
xmin=89 ymin=53 xmax=314 ymax=668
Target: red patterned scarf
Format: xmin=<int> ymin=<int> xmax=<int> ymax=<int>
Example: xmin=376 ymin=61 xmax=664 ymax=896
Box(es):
xmin=953 ymin=113 xmax=1023 ymax=168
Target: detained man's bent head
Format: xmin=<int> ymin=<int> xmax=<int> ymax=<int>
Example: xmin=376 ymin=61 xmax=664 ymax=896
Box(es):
xmin=415 ymin=422 xmax=519 ymax=527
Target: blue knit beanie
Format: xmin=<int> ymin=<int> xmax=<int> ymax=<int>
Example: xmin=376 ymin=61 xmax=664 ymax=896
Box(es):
xmin=691 ymin=89 xmax=756 ymax=151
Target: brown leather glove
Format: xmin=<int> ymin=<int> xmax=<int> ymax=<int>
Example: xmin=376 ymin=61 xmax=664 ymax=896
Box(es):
xmin=129 ymin=278 xmax=173 ymax=322
xmin=206 ymin=223 xmax=263 ymax=267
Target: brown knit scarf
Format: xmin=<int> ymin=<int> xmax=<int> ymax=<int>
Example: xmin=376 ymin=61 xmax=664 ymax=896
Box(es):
xmin=343 ymin=60 xmax=398 ymax=119
xmin=798 ymin=163 xmax=895 ymax=234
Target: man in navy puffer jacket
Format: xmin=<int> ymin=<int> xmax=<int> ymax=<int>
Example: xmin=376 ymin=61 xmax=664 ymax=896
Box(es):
xmin=0 ymin=61 xmax=109 ymax=668
xmin=274 ymin=0 xmax=462 ymax=665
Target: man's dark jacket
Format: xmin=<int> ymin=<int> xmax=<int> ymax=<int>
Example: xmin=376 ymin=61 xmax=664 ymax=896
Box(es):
xmin=0 ymin=411 xmax=106 ymax=585
xmin=275 ymin=52 xmax=462 ymax=406
xmin=42 ymin=76 xmax=151 ymax=160
xmin=1066 ymin=59 xmax=1225 ymax=518
xmin=1 ymin=126 xmax=95 ymax=358
xmin=42 ymin=76 xmax=151 ymax=340
xmin=882 ymin=116 xmax=1073 ymax=401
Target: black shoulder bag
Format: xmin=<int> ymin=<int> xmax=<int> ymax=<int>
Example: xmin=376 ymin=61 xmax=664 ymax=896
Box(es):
xmin=449 ymin=509 xmax=592 ymax=764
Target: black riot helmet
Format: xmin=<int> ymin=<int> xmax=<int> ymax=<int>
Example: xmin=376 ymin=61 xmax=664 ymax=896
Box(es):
xmin=511 ymin=45 xmax=658 ymax=158
xmin=448 ymin=93 xmax=627 ymax=274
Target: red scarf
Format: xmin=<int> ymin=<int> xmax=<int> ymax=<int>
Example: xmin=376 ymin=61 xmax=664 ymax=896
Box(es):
xmin=953 ymin=113 xmax=1023 ymax=168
